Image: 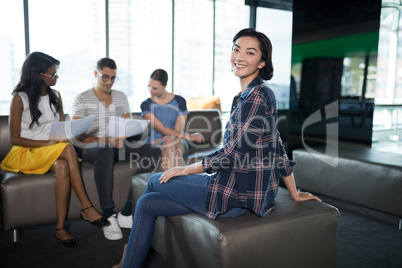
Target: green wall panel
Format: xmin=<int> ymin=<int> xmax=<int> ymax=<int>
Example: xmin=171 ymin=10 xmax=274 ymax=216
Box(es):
xmin=291 ymin=32 xmax=380 ymax=63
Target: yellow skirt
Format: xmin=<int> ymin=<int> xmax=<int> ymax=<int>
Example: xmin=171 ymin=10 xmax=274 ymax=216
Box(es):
xmin=1 ymin=143 xmax=70 ymax=174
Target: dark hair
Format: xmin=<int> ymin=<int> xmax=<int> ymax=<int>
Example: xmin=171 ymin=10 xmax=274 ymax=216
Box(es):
xmin=13 ymin=52 xmax=60 ymax=129
xmin=232 ymin=28 xmax=274 ymax=80
xmin=96 ymin=57 xmax=117 ymax=71
xmin=150 ymin=69 xmax=168 ymax=86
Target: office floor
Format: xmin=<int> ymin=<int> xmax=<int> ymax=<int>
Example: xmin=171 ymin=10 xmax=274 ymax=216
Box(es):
xmin=1 ymin=204 xmax=401 ymax=268
xmin=372 ymin=140 xmax=402 ymax=155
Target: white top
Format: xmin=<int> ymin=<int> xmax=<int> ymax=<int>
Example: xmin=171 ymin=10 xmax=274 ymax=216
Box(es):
xmin=70 ymin=88 xmax=131 ymax=138
xmin=18 ymin=90 xmax=61 ymax=140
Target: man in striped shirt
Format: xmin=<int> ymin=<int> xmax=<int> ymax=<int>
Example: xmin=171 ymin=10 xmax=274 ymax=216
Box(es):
xmin=71 ymin=58 xmax=161 ymax=241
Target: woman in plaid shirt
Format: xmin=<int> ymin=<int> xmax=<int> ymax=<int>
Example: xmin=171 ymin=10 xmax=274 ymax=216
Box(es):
xmin=114 ymin=28 xmax=321 ymax=268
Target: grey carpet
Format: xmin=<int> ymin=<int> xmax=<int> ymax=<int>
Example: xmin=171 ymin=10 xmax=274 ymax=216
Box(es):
xmin=0 ymin=221 xmax=170 ymax=268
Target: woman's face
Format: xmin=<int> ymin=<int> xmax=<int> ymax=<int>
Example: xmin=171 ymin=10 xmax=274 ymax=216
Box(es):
xmin=40 ymin=65 xmax=58 ymax=87
xmin=148 ymin=78 xmax=166 ymax=98
xmin=231 ymin=36 xmax=266 ymax=81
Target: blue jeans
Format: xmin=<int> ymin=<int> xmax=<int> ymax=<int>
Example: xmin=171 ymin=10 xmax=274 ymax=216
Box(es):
xmin=123 ymin=172 xmax=248 ymax=268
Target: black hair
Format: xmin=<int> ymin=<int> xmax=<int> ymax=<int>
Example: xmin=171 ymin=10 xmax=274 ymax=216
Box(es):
xmin=13 ymin=52 xmax=60 ymax=129
xmin=96 ymin=57 xmax=117 ymax=71
xmin=232 ymin=28 xmax=274 ymax=80
xmin=150 ymin=69 xmax=168 ymax=86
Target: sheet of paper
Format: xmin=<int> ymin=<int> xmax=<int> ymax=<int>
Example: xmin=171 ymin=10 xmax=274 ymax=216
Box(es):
xmin=105 ymin=116 xmax=149 ymax=138
xmin=48 ymin=115 xmax=95 ymax=140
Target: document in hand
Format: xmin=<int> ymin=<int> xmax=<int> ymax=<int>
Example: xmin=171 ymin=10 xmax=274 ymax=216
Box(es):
xmin=48 ymin=115 xmax=95 ymax=140
xmin=105 ymin=116 xmax=150 ymax=138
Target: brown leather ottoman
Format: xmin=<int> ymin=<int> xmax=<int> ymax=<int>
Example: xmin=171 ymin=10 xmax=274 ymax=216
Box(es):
xmin=132 ymin=173 xmax=340 ymax=268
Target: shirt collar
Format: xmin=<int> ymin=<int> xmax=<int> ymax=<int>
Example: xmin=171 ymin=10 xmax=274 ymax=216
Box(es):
xmin=240 ymin=76 xmax=264 ymax=99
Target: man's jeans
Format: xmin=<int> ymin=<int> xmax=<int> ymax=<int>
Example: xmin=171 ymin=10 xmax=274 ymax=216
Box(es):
xmin=74 ymin=141 xmax=161 ymax=211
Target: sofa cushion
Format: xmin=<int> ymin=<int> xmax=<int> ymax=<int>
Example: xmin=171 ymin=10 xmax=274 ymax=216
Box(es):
xmin=0 ymin=161 xmax=137 ymax=232
xmin=293 ymin=145 xmax=402 ymax=218
xmin=0 ymin=116 xmax=12 ymax=161
xmin=184 ymin=109 xmax=222 ymax=154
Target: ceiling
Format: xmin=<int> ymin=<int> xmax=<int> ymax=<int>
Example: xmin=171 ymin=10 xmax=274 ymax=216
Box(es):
xmin=292 ymin=0 xmax=382 ymax=44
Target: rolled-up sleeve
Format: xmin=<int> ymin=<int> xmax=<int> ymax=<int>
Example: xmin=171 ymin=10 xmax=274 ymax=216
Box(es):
xmin=275 ymin=136 xmax=296 ymax=177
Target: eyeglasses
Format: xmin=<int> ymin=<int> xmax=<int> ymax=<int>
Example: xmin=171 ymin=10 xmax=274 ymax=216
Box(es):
xmin=96 ymin=70 xmax=118 ymax=82
xmin=40 ymin=72 xmax=58 ymax=80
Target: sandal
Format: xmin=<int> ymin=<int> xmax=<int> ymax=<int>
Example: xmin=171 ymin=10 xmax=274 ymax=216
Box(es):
xmin=55 ymin=227 xmax=78 ymax=248
xmin=80 ymin=205 xmax=110 ymax=227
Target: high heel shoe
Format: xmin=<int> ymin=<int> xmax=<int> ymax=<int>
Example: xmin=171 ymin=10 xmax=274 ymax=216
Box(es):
xmin=113 ymin=244 xmax=127 ymax=268
xmin=55 ymin=227 xmax=78 ymax=248
xmin=80 ymin=205 xmax=110 ymax=227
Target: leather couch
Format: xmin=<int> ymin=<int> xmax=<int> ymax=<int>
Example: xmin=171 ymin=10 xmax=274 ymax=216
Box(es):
xmin=0 ymin=115 xmax=162 ymax=242
xmin=0 ymin=109 xmax=222 ymax=241
xmin=293 ymin=145 xmax=402 ymax=227
xmin=132 ymin=173 xmax=340 ymax=268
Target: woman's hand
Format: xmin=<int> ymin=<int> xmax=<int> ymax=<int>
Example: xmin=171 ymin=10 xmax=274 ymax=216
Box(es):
xmin=159 ymin=162 xmax=204 ymax=184
xmin=159 ymin=166 xmax=188 ymax=184
xmin=47 ymin=140 xmax=59 ymax=146
xmin=282 ymin=173 xmax=321 ymax=202
xmin=292 ymin=190 xmax=321 ymax=202
xmin=186 ymin=132 xmax=205 ymax=143
xmin=152 ymin=136 xmax=165 ymax=145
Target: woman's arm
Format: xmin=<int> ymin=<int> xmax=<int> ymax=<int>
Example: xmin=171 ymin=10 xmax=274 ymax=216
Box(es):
xmin=202 ymin=89 xmax=266 ymax=173
xmin=144 ymin=113 xmax=204 ymax=143
xmin=143 ymin=112 xmax=185 ymax=138
xmin=158 ymin=161 xmax=204 ymax=183
xmin=57 ymin=91 xmax=65 ymax=122
xmin=9 ymin=94 xmax=58 ymax=148
xmin=173 ymin=114 xmax=187 ymax=134
xmin=282 ymin=173 xmax=321 ymax=202
xmin=174 ymin=114 xmax=205 ymax=143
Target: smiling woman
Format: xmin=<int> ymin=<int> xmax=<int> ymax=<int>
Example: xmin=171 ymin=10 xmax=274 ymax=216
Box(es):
xmin=231 ymin=36 xmax=267 ymax=88
xmin=113 ymin=28 xmax=320 ymax=268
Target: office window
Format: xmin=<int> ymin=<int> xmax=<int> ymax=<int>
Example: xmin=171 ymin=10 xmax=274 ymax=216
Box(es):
xmin=365 ymin=56 xmax=378 ymax=99
xmin=110 ymin=0 xmax=173 ymax=112
xmin=376 ymin=2 xmax=402 ymax=104
xmin=0 ymin=1 xmax=25 ymax=115
xmin=109 ymin=0 xmax=133 ymax=106
xmin=173 ymin=0 xmax=214 ymax=99
xmin=29 ymin=0 xmax=106 ymax=114
xmin=341 ymin=56 xmax=377 ymax=98
xmin=372 ymin=1 xmax=402 ymax=141
xmin=214 ymin=0 xmax=249 ymax=112
xmin=256 ymin=7 xmax=293 ymax=109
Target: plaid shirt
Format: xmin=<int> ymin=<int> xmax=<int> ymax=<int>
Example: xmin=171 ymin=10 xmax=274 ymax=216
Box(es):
xmin=202 ymin=77 xmax=295 ymax=219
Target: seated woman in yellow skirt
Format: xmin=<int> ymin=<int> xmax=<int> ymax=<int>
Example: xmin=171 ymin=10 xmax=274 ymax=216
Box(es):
xmin=1 ymin=52 xmax=109 ymax=248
